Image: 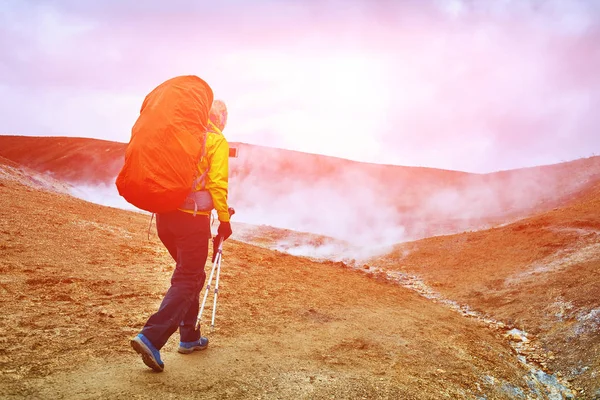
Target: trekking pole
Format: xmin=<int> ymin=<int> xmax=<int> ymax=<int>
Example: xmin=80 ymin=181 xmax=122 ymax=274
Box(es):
xmin=210 ymin=238 xmax=224 ymax=331
xmin=195 ymin=207 xmax=234 ymax=331
xmin=196 ymin=237 xmax=222 ymax=331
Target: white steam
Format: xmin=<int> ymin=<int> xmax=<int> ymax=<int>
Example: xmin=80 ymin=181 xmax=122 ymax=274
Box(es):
xmin=62 ymin=149 xmax=600 ymax=263
xmin=69 ymin=180 xmax=139 ymax=212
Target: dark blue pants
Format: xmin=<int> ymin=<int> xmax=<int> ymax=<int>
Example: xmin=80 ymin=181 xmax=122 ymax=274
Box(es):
xmin=141 ymin=210 xmax=211 ymax=350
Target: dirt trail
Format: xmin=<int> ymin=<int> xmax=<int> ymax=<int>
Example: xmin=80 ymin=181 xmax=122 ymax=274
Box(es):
xmin=0 ymin=171 xmax=560 ymax=399
xmin=25 ymin=303 xmax=511 ymax=400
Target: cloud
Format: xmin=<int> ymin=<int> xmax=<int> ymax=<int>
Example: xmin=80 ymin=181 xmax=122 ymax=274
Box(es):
xmin=1 ymin=0 xmax=600 ymax=172
xmin=0 ymin=84 xmax=141 ymax=139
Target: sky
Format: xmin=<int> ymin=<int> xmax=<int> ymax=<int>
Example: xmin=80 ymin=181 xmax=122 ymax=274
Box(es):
xmin=1 ymin=0 xmax=600 ymax=173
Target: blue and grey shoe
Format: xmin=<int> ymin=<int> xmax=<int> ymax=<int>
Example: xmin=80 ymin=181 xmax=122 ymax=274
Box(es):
xmin=178 ymin=337 xmax=209 ymax=354
xmin=130 ymin=334 xmax=164 ymax=372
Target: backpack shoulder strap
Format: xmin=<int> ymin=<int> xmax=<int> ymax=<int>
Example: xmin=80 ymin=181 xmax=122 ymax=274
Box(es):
xmin=191 ymin=121 xmax=222 ymax=191
xmin=191 ymin=132 xmax=209 ymax=190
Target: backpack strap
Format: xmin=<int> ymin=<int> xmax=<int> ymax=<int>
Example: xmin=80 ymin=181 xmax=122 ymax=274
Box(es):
xmin=186 ymin=121 xmax=223 ymax=216
xmin=191 ymin=121 xmax=222 ymax=191
xmin=191 ymin=131 xmax=209 ymax=190
xmin=147 ymin=213 xmax=155 ymax=240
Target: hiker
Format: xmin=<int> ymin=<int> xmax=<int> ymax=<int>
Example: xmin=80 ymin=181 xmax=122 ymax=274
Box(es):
xmin=121 ymin=77 xmax=233 ymax=372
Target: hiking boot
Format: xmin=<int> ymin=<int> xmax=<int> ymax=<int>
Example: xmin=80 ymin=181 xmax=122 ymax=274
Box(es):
xmin=130 ymin=334 xmax=164 ymax=372
xmin=178 ymin=337 xmax=209 ymax=354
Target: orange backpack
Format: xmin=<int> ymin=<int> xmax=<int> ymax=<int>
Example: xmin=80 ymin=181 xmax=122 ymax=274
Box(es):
xmin=116 ymin=75 xmax=214 ymax=213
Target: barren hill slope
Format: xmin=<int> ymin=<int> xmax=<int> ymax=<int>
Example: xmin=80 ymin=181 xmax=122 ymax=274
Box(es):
xmin=2 ymin=135 xmax=599 ymax=244
xmin=370 ymin=177 xmax=600 ymax=396
xmin=0 ymin=135 xmax=125 ymax=184
xmin=0 ymin=153 xmax=575 ymax=398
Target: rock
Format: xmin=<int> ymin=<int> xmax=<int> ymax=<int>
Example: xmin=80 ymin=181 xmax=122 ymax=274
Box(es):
xmin=505 ymin=328 xmax=529 ymax=342
xmin=98 ymin=308 xmax=114 ymax=318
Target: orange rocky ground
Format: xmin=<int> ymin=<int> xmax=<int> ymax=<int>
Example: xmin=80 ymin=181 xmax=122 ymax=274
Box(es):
xmin=1 ymin=136 xmax=598 ymax=399
xmin=370 ymin=179 xmax=600 ymax=397
xmin=0 ymin=160 xmax=557 ymax=400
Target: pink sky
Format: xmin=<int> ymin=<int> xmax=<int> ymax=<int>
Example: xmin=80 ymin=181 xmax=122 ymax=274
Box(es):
xmin=1 ymin=0 xmax=600 ymax=172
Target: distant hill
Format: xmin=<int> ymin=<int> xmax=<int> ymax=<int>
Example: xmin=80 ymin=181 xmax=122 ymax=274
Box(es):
xmin=0 ymin=135 xmax=126 ymax=183
xmin=1 ymin=135 xmax=599 ymax=247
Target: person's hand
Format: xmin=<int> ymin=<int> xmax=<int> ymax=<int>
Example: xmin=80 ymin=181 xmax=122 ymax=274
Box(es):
xmin=212 ymin=221 xmax=232 ymax=262
xmin=217 ymin=221 xmax=232 ymax=241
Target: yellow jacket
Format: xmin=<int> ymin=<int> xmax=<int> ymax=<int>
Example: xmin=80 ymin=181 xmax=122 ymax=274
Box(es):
xmin=179 ymin=122 xmax=230 ymax=222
